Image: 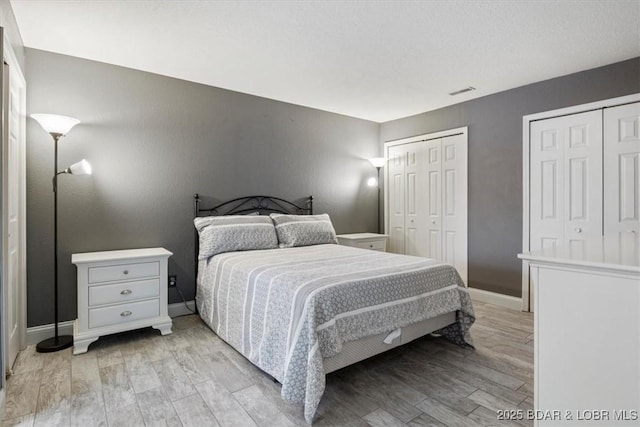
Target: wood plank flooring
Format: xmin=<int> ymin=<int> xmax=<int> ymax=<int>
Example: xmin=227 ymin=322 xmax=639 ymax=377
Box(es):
xmin=3 ymin=301 xmax=533 ymax=426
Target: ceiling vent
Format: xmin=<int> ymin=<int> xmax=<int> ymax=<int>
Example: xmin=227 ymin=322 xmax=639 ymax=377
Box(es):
xmin=449 ymin=87 xmax=476 ymax=96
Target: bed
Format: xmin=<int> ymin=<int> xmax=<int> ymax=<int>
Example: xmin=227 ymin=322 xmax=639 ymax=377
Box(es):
xmin=193 ymin=194 xmax=474 ymax=423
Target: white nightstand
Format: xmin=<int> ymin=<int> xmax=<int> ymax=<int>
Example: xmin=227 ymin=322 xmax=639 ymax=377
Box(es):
xmin=336 ymin=233 xmax=388 ymax=252
xmin=72 ymin=247 xmax=173 ymax=355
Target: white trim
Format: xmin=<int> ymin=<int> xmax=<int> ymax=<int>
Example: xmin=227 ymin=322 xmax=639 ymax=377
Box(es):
xmin=3 ymin=37 xmax=27 ymax=352
xmin=26 ymin=301 xmax=197 ymax=346
xmin=467 ymin=287 xmax=523 ymax=312
xmin=523 ymin=93 xmax=640 ymax=123
xmin=25 ymin=321 xmax=75 ymax=346
xmin=384 ymin=126 xmax=468 ymax=148
xmin=168 ymin=300 xmax=196 ymax=317
xmin=521 ymin=93 xmax=640 ymax=312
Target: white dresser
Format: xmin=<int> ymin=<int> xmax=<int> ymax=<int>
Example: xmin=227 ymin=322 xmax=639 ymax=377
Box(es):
xmin=337 ymin=233 xmax=388 ymax=252
xmin=72 ymin=247 xmax=173 ymax=354
xmin=519 ymin=235 xmax=640 ymax=426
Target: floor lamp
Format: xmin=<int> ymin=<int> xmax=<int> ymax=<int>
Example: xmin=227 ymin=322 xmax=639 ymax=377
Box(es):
xmin=368 ymin=157 xmax=385 ymax=234
xmin=31 ymin=114 xmax=92 ymax=353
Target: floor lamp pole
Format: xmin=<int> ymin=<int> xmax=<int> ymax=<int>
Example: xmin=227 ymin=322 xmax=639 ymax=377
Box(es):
xmin=376 ymin=166 xmax=381 ymax=234
xmin=36 ymin=133 xmax=73 ymax=353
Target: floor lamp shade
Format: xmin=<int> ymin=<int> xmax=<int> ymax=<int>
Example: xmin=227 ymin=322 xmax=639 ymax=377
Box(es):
xmin=368 ymin=157 xmax=385 ymax=168
xmin=31 ymin=114 xmax=80 ymax=136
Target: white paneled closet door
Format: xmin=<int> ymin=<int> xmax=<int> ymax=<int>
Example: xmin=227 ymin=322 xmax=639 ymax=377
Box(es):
xmin=425 ymin=139 xmax=442 ymax=260
xmin=441 ymin=134 xmax=468 ymax=284
xmin=604 ymin=102 xmax=640 ymax=237
xmin=404 ymin=141 xmax=427 ymax=257
xmin=385 ymin=127 xmax=468 ymax=284
xmin=530 ymin=110 xmax=603 ymax=253
xmin=387 ymin=144 xmax=406 ymax=254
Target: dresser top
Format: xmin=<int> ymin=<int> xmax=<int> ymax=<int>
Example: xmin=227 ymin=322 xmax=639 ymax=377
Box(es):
xmin=519 ymin=235 xmax=640 ymax=274
xmin=72 ymin=247 xmax=173 ymax=264
xmin=336 ymin=233 xmax=388 ymax=240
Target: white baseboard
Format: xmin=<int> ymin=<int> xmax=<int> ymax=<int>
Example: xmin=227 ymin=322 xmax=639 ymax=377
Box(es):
xmin=26 ymin=320 xmax=75 ymax=346
xmin=25 ymin=300 xmax=197 ymax=346
xmin=468 ymin=287 xmax=522 ymax=311
xmin=168 ymin=300 xmax=197 ymax=317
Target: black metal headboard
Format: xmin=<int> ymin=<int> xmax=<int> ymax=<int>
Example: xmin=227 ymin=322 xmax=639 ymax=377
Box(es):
xmin=193 ymin=194 xmax=313 ymax=218
xmin=193 ymin=194 xmax=313 ymax=282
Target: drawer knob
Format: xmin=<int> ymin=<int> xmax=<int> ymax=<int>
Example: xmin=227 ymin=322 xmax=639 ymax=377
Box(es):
xmin=629 ymin=230 xmax=637 ymax=234
xmin=369 ymin=244 xmax=373 ymax=248
xmin=123 ymin=270 xmax=129 ymax=275
xmin=574 ymin=227 xmax=582 ymax=233
xmin=120 ymin=311 xmax=132 ymax=317
xmin=120 ymin=289 xmax=132 ymax=295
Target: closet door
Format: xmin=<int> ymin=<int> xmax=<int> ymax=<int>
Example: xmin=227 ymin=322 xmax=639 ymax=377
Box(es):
xmin=404 ymin=141 xmax=427 ymax=257
xmin=424 ymin=139 xmax=442 ymax=260
xmin=530 ymin=110 xmax=602 ymax=251
xmin=563 ymin=110 xmax=602 ymax=252
xmin=530 ymin=118 xmax=566 ymax=250
xmin=387 ymin=144 xmax=405 ymax=254
xmin=441 ymin=134 xmax=468 ymax=284
xmin=604 ymin=102 xmax=640 ymax=236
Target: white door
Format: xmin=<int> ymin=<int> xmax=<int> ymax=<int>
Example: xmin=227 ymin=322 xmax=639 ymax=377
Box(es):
xmin=563 ymin=111 xmax=603 ymax=255
xmin=529 ymin=110 xmax=603 ymax=306
xmin=441 ymin=134 xmax=468 ymax=284
xmin=604 ymin=102 xmax=640 ymax=237
xmin=530 ymin=110 xmax=603 ymax=252
xmin=385 ymin=129 xmax=468 ymax=283
xmin=387 ymin=144 xmax=405 ymax=254
xmin=424 ymin=139 xmax=442 ymax=260
xmin=2 ymin=58 xmax=26 ymax=372
xmin=404 ymin=141 xmax=427 ymax=257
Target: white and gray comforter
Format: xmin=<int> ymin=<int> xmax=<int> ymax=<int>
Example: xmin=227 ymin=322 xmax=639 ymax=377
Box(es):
xmin=196 ymin=244 xmax=474 ymax=423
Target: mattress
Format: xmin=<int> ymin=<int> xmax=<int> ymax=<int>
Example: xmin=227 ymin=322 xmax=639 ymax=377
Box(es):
xmin=196 ymin=244 xmax=474 ymax=423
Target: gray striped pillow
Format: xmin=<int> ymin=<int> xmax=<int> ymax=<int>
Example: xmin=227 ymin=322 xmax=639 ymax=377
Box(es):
xmin=270 ymin=213 xmax=338 ymax=248
xmin=194 ymin=215 xmax=278 ymax=259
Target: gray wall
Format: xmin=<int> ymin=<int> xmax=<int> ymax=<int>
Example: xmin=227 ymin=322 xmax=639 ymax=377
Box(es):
xmin=26 ymin=48 xmax=380 ymax=327
xmin=380 ymin=57 xmax=640 ymax=297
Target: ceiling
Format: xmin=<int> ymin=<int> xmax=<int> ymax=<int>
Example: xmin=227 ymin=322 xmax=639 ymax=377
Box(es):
xmin=10 ymin=0 xmax=640 ymax=123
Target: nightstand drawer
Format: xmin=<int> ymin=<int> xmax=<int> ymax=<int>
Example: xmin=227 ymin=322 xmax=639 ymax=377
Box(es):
xmin=88 ymin=261 xmax=159 ymax=284
xmin=356 ymin=240 xmax=385 ymax=251
xmin=89 ymin=278 xmax=160 ymax=307
xmin=89 ymin=299 xmax=160 ymax=329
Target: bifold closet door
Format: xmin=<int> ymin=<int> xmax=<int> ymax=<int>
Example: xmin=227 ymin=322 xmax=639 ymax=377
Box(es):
xmin=604 ymin=102 xmax=640 ymax=237
xmin=530 ymin=110 xmax=603 ymax=252
xmin=387 ymin=144 xmax=406 ymax=254
xmin=385 ymin=130 xmax=467 ymax=284
xmin=441 ymin=134 xmax=468 ymax=284
xmin=387 ymin=141 xmax=428 ymax=256
xmin=424 ymin=139 xmax=442 ymax=260
xmin=404 ymin=141 xmax=427 ymax=257
xmin=424 ymin=135 xmax=468 ymax=283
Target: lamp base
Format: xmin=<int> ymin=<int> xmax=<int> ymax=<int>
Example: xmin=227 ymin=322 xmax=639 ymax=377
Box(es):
xmin=36 ymin=335 xmax=73 ymax=353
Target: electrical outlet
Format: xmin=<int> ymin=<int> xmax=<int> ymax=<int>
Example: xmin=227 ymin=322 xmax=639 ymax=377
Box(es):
xmin=168 ymin=275 xmax=177 ymax=288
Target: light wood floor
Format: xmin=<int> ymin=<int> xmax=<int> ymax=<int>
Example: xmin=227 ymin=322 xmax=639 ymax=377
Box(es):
xmin=3 ymin=301 xmax=533 ymax=426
